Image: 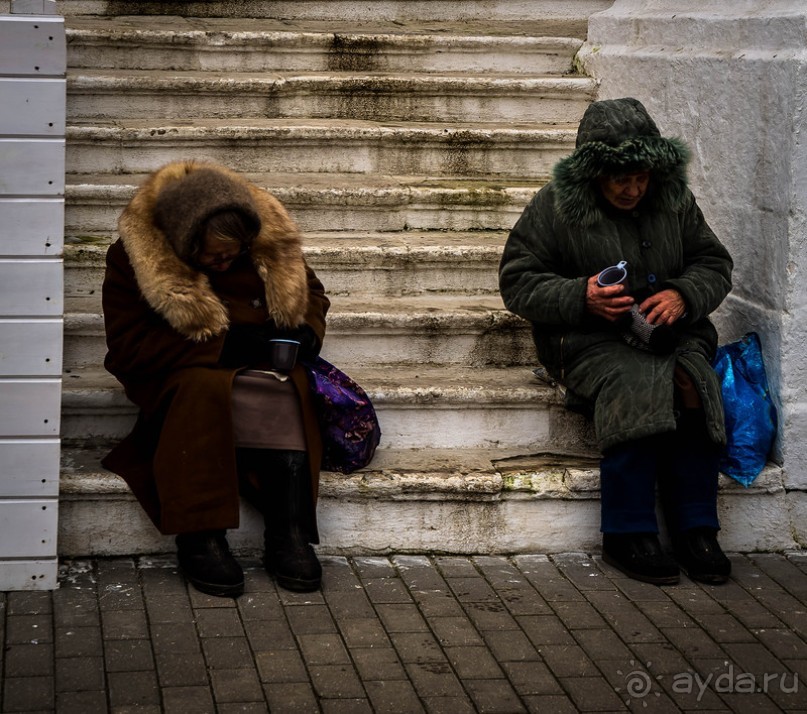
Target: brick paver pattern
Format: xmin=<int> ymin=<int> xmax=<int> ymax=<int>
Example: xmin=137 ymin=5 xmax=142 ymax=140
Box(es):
xmin=1 ymin=553 xmax=806 ymax=712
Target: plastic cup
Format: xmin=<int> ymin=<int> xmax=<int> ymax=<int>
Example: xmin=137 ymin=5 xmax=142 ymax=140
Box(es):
xmin=597 ymin=260 xmax=628 ymax=288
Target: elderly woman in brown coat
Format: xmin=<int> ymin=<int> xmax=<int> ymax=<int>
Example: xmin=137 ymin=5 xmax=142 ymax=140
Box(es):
xmin=101 ymin=160 xmax=330 ymax=597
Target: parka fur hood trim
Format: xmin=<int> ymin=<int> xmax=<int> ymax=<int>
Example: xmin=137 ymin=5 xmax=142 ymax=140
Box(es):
xmin=552 ymin=98 xmax=691 ymax=227
xmin=117 ymin=161 xmax=309 ymax=342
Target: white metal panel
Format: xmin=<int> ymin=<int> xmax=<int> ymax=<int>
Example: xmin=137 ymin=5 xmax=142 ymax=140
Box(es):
xmin=0 ymin=499 xmax=57 ymax=557
xmin=0 ymin=78 xmax=65 ymax=135
xmin=0 ymin=139 xmax=65 ymax=195
xmin=0 ymin=15 xmax=65 ymax=75
xmin=0 ymin=319 xmax=62 ymax=375
xmin=0 ymin=260 xmax=63 ymax=315
xmin=0 ymin=559 xmax=58 ymax=590
xmin=1 ymin=4 xmax=65 ymax=594
xmin=0 ymin=439 xmax=60 ymax=497
xmin=0 ymin=379 xmax=60 ymax=436
xmin=0 ymin=198 xmax=63 ymax=255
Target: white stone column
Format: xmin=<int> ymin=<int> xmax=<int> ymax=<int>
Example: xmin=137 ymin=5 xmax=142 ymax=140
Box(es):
xmin=578 ymin=0 xmax=807 ymax=541
xmin=0 ymin=0 xmax=64 ymax=589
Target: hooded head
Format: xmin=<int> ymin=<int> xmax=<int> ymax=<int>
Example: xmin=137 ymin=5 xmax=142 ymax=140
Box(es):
xmin=552 ymin=97 xmax=690 ymax=226
xmin=152 ymin=166 xmax=262 ymax=264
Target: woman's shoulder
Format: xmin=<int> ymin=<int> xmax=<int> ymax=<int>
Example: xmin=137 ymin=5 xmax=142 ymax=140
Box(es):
xmin=104 ymin=238 xmax=138 ymax=282
xmin=106 ymin=238 xmax=126 ymax=263
xmin=517 ymin=182 xmax=558 ymax=221
xmin=513 ymin=183 xmax=565 ymax=235
xmin=531 ymin=182 xmax=557 ymax=206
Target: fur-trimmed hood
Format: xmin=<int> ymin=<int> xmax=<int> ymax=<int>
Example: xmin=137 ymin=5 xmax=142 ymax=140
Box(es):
xmin=552 ymin=98 xmax=691 ymax=226
xmin=117 ymin=161 xmax=309 ymax=341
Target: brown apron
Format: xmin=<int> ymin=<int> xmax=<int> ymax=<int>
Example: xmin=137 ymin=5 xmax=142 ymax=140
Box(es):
xmin=231 ymin=370 xmax=306 ymax=451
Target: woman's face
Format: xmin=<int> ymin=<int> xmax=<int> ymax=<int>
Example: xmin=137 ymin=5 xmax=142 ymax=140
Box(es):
xmin=196 ymin=233 xmax=246 ymax=272
xmin=597 ymin=171 xmax=651 ymax=211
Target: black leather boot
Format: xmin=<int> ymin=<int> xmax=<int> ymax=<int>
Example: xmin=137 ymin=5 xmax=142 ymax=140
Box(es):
xmin=261 ymin=451 xmax=322 ymax=593
xmin=673 ymin=527 xmax=731 ymax=584
xmin=175 ymin=530 xmax=244 ymax=597
xmin=602 ymin=533 xmax=680 ymax=585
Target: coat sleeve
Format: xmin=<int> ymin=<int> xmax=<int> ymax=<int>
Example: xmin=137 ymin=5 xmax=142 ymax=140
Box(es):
xmin=498 ymin=187 xmax=589 ymax=327
xmin=102 ymin=240 xmax=224 ymax=382
xmin=303 ymin=261 xmax=330 ymax=347
xmin=663 ymin=193 xmax=733 ymax=322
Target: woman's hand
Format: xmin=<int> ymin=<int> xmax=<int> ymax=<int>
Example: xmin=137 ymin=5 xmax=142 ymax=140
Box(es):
xmin=283 ymin=324 xmax=321 ymax=359
xmin=586 ymin=275 xmax=635 ymax=321
xmin=639 ymin=289 xmax=687 ymax=326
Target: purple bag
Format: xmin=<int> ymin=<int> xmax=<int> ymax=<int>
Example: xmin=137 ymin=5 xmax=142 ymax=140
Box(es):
xmin=302 ymin=356 xmax=381 ymax=473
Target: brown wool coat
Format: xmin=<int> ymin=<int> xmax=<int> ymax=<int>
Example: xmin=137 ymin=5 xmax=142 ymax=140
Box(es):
xmin=101 ymin=161 xmax=330 ymax=535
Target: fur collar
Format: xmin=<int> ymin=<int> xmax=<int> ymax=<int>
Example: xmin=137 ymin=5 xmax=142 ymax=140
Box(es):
xmin=117 ymin=161 xmax=309 ymax=341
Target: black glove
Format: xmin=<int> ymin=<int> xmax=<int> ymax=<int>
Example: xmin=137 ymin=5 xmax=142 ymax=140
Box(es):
xmin=623 ymin=304 xmax=677 ymax=354
xmin=278 ymin=324 xmax=321 ymax=360
xmin=220 ymin=323 xmax=275 ymax=366
xmin=222 ymin=323 xmax=322 ymax=367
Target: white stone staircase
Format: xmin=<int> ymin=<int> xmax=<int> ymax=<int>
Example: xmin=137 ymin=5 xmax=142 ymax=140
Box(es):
xmin=56 ymin=0 xmax=792 ymax=557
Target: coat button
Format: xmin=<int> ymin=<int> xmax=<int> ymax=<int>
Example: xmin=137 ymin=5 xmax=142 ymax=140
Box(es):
xmin=642 ymin=240 xmax=652 ymax=248
xmin=647 ymin=273 xmax=657 ymax=284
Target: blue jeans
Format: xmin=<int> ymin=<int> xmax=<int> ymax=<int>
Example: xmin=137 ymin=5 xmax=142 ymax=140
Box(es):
xmin=599 ymin=411 xmax=721 ymax=534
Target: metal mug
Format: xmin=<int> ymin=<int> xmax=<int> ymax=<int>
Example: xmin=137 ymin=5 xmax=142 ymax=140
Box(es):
xmin=268 ymin=339 xmax=300 ymax=371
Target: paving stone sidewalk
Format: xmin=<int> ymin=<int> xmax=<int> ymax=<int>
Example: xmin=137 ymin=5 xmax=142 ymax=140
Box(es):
xmin=1 ymin=552 xmax=806 ymax=713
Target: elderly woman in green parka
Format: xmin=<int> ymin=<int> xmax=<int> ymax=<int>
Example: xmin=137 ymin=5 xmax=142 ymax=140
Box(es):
xmin=499 ymin=98 xmax=733 ymax=585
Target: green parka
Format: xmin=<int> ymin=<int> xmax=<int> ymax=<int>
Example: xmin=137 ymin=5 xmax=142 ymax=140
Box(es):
xmin=499 ymin=98 xmax=733 ymax=451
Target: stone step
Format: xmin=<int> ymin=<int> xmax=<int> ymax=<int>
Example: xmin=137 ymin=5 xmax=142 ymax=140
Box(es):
xmin=58 ymin=444 xmax=793 ymax=556
xmin=65 ymin=120 xmax=577 ymax=178
xmin=63 ymin=295 xmax=535 ymax=370
xmin=52 ymin=0 xmax=614 ymax=22
xmin=61 ymin=365 xmax=592 ymax=452
xmin=63 ymin=235 xmax=529 ymax=369
xmin=65 ymin=173 xmax=542 ymax=236
xmin=65 ymin=232 xmax=505 ymax=298
xmin=66 ymin=17 xmax=585 ymax=75
xmin=67 ymin=69 xmax=597 ymax=124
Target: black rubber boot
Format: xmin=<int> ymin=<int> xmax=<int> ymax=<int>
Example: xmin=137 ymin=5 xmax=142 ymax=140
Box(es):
xmin=261 ymin=451 xmax=322 ymax=593
xmin=657 ymin=410 xmax=729 ymax=584
xmin=175 ymin=530 xmax=244 ymax=597
xmin=265 ymin=538 xmax=322 ymax=593
xmin=672 ymin=527 xmax=731 ymax=584
xmin=602 ymin=533 xmax=680 ymax=585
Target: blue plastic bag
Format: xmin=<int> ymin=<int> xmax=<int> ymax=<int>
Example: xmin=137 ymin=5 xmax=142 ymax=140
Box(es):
xmin=712 ymin=333 xmax=777 ymax=487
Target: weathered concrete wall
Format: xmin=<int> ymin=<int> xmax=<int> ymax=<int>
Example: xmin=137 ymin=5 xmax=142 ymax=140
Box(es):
xmin=579 ymin=1 xmax=807 ymax=492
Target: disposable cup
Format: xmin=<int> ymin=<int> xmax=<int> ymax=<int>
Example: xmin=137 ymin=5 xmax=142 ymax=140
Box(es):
xmin=597 ymin=260 xmax=628 ymax=288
